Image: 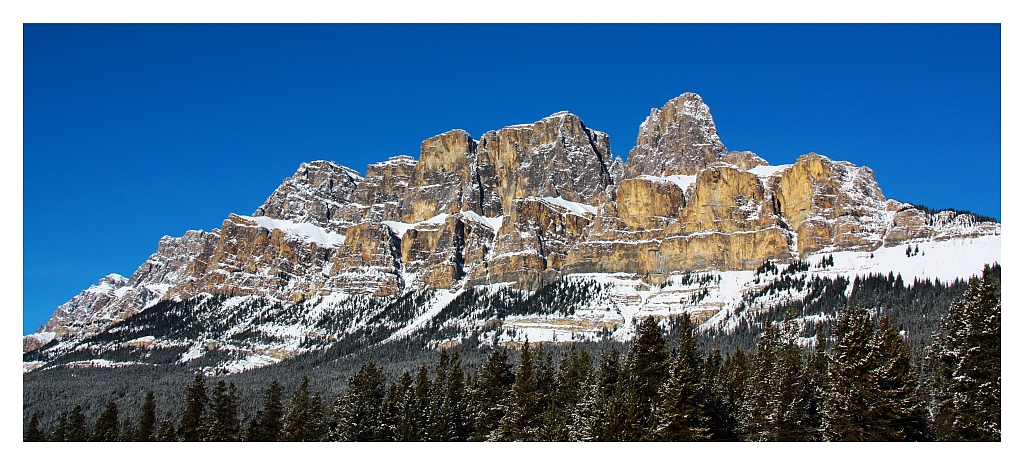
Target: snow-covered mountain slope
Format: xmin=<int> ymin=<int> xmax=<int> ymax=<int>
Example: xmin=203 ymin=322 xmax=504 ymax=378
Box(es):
xmin=24 ymin=234 xmax=998 ymax=374
xmin=25 ymin=92 xmax=1000 ymax=374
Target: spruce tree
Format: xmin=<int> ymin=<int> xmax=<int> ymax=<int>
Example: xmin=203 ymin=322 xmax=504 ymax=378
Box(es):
xmin=593 ymin=348 xmax=628 ymax=441
xmin=621 ymin=316 xmax=669 ymax=440
xmin=157 ymin=418 xmax=177 ymax=441
xmin=495 ymin=339 xmax=543 ymax=441
xmin=470 ymin=349 xmax=514 ymax=441
xmin=255 ymin=380 xmax=285 ymax=441
xmin=721 ymin=348 xmax=749 ymax=441
xmin=67 ymin=405 xmax=89 ymax=442
xmin=437 ymin=351 xmax=470 ymax=441
xmin=93 ymin=400 xmax=120 ymax=441
xmin=284 ymin=376 xmax=326 ymax=441
xmin=929 ymin=265 xmax=1001 ymax=441
xmin=178 ymin=373 xmax=209 ymax=441
xmin=739 ymin=316 xmax=815 ymax=441
xmin=543 ymin=344 xmax=593 ymax=441
xmin=412 ymin=365 xmax=432 ymax=439
xmin=209 ymin=381 xmax=241 ymax=441
xmin=136 ymin=391 xmax=157 ymax=441
xmin=52 ymin=415 xmax=67 ymax=442
xmin=821 ymin=307 xmax=879 ymax=441
xmin=25 ymin=413 xmax=45 ymax=442
xmin=867 ymin=316 xmax=930 ymax=440
xmin=702 ymin=348 xmax=732 ymax=440
xmin=335 ymin=361 xmax=387 ymax=441
xmin=652 ymin=313 xmax=708 ymax=441
xmin=383 ymin=371 xmax=418 ymax=441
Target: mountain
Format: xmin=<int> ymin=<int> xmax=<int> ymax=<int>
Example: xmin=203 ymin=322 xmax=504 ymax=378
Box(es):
xmin=23 ymin=93 xmax=1000 ymax=375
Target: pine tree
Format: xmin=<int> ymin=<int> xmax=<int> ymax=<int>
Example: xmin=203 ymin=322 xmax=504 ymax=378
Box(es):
xmin=593 ymin=348 xmax=628 ymax=441
xmin=702 ymin=348 xmax=732 ymax=440
xmin=178 ymin=373 xmax=209 ymax=441
xmin=470 ymin=349 xmax=514 ymax=441
xmin=67 ymin=405 xmax=89 ymax=442
xmin=929 ymin=265 xmax=1001 ymax=441
xmin=543 ymin=344 xmax=593 ymax=441
xmin=739 ymin=316 xmax=815 ymax=441
xmin=821 ymin=307 xmax=879 ymax=441
xmin=437 ymin=351 xmax=470 ymax=441
xmin=25 ymin=413 xmax=45 ymax=442
xmin=136 ymin=391 xmax=157 ymax=441
xmin=866 ymin=316 xmax=930 ymax=440
xmin=253 ymin=379 xmax=285 ymax=441
xmin=621 ymin=316 xmax=669 ymax=440
xmin=93 ymin=400 xmax=120 ymax=441
xmin=209 ymin=381 xmax=241 ymax=441
xmin=383 ymin=371 xmax=418 ymax=441
xmin=412 ymin=365 xmax=432 ymax=439
xmin=284 ymin=376 xmax=326 ymax=441
xmin=118 ymin=417 xmax=136 ymax=442
xmin=495 ymin=339 xmax=543 ymax=441
xmin=157 ymin=418 xmax=177 ymax=441
xmin=652 ymin=313 xmax=708 ymax=441
xmin=335 ymin=362 xmax=387 ymax=441
xmin=720 ymin=348 xmax=749 ymax=441
xmin=52 ymin=415 xmax=67 ymax=442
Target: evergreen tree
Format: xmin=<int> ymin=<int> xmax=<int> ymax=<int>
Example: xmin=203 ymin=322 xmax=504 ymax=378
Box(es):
xmin=702 ymin=348 xmax=733 ymax=440
xmin=412 ymin=365 xmax=432 ymax=439
xmin=67 ymin=405 xmax=89 ymax=442
xmin=437 ymin=351 xmax=470 ymax=441
xmin=740 ymin=316 xmax=815 ymax=441
xmin=867 ymin=316 xmax=930 ymax=440
xmin=157 ymin=418 xmax=177 ymax=441
xmin=567 ymin=375 xmax=599 ymax=441
xmin=252 ymin=380 xmax=285 ymax=441
xmin=93 ymin=400 xmax=120 ymax=441
xmin=543 ymin=344 xmax=593 ymax=441
xmin=495 ymin=339 xmax=543 ymax=441
xmin=720 ymin=348 xmax=749 ymax=441
xmin=335 ymin=361 xmax=387 ymax=441
xmin=284 ymin=376 xmax=326 ymax=441
xmin=652 ymin=314 xmax=708 ymax=441
xmin=533 ymin=350 xmax=557 ymax=440
xmin=136 ymin=391 xmax=157 ymax=442
xmin=209 ymin=381 xmax=241 ymax=441
xmin=929 ymin=265 xmax=1001 ymax=441
xmin=821 ymin=307 xmax=879 ymax=441
xmin=383 ymin=371 xmax=418 ymax=441
xmin=621 ymin=316 xmax=670 ymax=440
xmin=470 ymin=349 xmax=514 ymax=441
xmin=593 ymin=348 xmax=628 ymax=441
xmin=52 ymin=415 xmax=67 ymax=442
xmin=25 ymin=413 xmax=45 ymax=442
xmin=118 ymin=418 xmax=136 ymax=442
xmin=178 ymin=373 xmax=209 ymax=441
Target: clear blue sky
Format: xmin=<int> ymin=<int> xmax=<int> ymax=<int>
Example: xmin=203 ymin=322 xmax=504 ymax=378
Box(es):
xmin=23 ymin=24 xmax=1000 ymax=334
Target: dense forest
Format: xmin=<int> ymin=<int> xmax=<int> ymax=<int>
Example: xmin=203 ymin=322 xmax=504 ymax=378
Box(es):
xmin=24 ymin=265 xmax=1000 ymax=442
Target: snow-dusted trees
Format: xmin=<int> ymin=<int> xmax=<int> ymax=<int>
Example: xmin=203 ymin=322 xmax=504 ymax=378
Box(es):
xmin=822 ymin=307 xmax=929 ymax=441
xmin=652 ymin=313 xmax=708 ymax=440
xmin=334 ymin=361 xmax=386 ymax=441
xmin=469 ymin=349 xmax=514 ymax=440
xmin=177 ymin=374 xmax=208 ymax=441
xmin=283 ymin=376 xmax=326 ymax=441
xmin=928 ymin=264 xmax=1001 ymax=441
xmin=739 ymin=316 xmax=815 ymax=441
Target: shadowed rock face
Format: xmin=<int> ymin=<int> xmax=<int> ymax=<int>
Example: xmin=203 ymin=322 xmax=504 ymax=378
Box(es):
xmin=30 ymin=93 xmax=1000 ymax=349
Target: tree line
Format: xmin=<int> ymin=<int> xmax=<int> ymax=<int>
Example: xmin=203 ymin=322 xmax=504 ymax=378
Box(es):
xmin=24 ymin=266 xmax=999 ymax=442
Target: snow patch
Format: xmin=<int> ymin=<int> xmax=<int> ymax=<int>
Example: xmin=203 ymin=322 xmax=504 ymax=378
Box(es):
xmin=238 ymin=215 xmax=346 ymax=247
xmin=538 ymin=197 xmax=598 ymax=216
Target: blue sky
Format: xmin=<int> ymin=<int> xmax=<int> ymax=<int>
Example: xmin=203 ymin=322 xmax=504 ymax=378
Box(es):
xmin=23 ymin=24 xmax=1000 ymax=334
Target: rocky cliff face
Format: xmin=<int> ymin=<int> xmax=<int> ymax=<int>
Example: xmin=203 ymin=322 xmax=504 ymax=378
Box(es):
xmin=27 ymin=92 xmax=1000 ymax=358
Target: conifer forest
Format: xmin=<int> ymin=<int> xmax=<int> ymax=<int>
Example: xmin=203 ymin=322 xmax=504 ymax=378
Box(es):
xmin=23 ymin=266 xmax=1000 ymax=442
